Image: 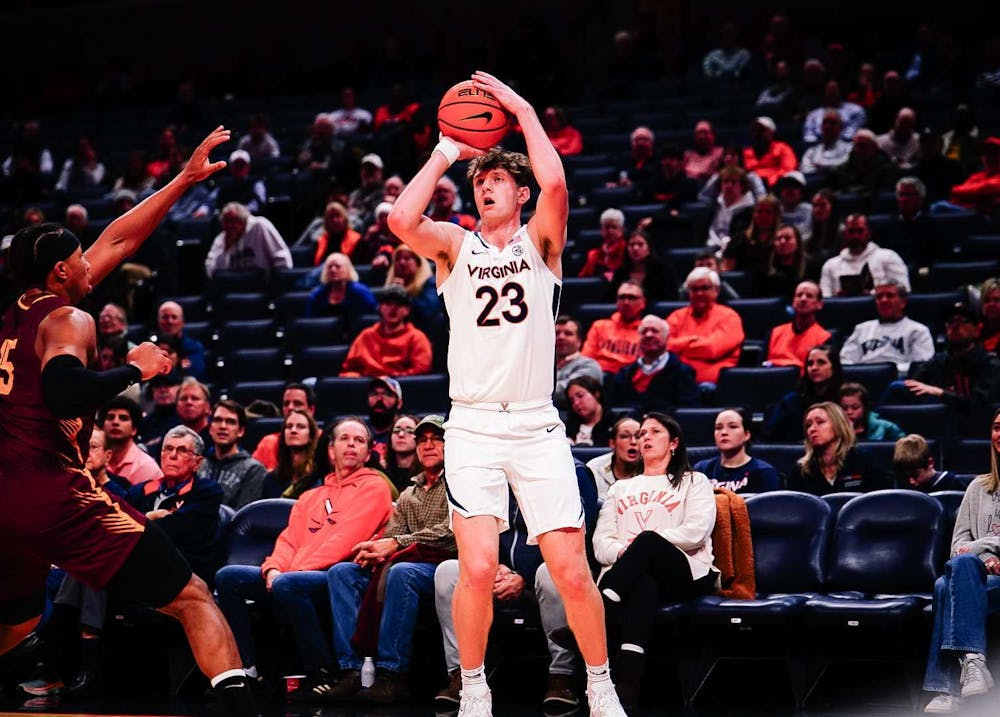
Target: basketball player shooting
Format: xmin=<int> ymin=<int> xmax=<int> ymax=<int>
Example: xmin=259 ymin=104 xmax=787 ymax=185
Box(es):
xmin=388 ymin=71 xmax=626 ymax=717
xmin=0 ymin=127 xmax=256 ymax=714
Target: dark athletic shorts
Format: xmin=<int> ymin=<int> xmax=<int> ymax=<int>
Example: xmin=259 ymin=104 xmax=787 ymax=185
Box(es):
xmin=0 ymin=455 xmax=191 ymax=623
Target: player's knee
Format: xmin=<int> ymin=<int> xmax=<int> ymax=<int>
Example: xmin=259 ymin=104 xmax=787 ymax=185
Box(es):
xmin=548 ymin=561 xmax=592 ymax=599
xmin=458 ymin=555 xmax=498 ymax=589
xmin=164 ymin=573 xmax=211 ymax=614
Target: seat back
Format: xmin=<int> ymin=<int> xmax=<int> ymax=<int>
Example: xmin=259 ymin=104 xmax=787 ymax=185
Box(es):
xmin=396 ymin=374 xmax=450 ymax=414
xmin=825 ymin=490 xmax=942 ymax=593
xmin=226 ymin=499 xmax=296 ymax=566
xmin=821 ymin=492 xmax=863 ymax=520
xmin=746 ymin=491 xmax=832 ymax=594
xmin=842 ymin=363 xmax=899 ymax=399
xmin=931 ymin=490 xmax=967 ymax=570
xmin=716 ymin=367 xmax=800 ymax=415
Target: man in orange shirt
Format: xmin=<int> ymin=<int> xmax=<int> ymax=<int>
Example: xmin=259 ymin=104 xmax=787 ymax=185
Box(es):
xmin=948 ymin=136 xmax=1000 ymax=214
xmin=340 ymin=285 xmax=432 ymax=377
xmin=581 ymin=280 xmax=645 ymax=374
xmin=742 ymin=116 xmax=798 ymax=188
xmin=766 ymin=281 xmax=831 ymax=370
xmin=666 ymin=268 xmax=744 ymax=385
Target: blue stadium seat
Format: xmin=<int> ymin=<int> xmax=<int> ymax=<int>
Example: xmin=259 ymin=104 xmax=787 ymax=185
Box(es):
xmin=207 ymin=269 xmax=270 ymax=296
xmin=926 ymin=261 xmax=999 ymax=292
xmin=715 ymin=366 xmax=800 ymax=414
xmin=571 ymin=167 xmax=615 ymax=195
xmin=574 ymin=228 xmax=603 ymax=250
xmin=225 ymin=499 xmax=296 ymax=567
xmin=216 ymin=319 xmax=278 ymax=351
xmin=574 ymin=303 xmax=616 ymax=335
xmin=270 ymin=267 xmax=313 ymax=294
xmin=587 ymin=185 xmax=638 ymax=209
xmin=315 ymin=377 xmax=372 ymax=418
xmin=161 ymin=295 xmax=208 ymax=323
xmin=873 ymin=403 xmax=950 ymax=439
xmin=273 ymin=291 xmax=313 ymax=323
xmin=750 ymin=444 xmax=804 ymax=480
xmin=570 ymin=446 xmax=607 ymax=465
xmin=842 ymin=362 xmax=899 ymax=399
xmin=568 ymin=207 xmax=597 ymax=236
xmin=396 ymin=374 xmax=450 ymax=414
xmin=560 ymin=278 xmax=606 ymax=314
xmin=820 ymin=492 xmax=862 ymax=519
xmin=211 ymin=292 xmax=273 ymax=322
xmin=948 ymin=439 xmax=990 ymax=474
xmin=673 ymin=407 xmax=736 ymax=446
xmin=562 ymin=153 xmax=612 ymax=172
xmin=906 ymin=291 xmax=964 ymax=329
xmin=291 ymin=345 xmax=349 ymax=381
xmin=282 ymin=316 xmax=344 ymax=351
xmin=217 ymin=347 xmax=287 ymax=385
xmin=817 ymin=297 xmax=875 ymax=336
xmin=728 ymin=298 xmax=786 ymax=343
xmin=959 ymin=234 xmax=1000 ymax=262
xmin=858 ymin=439 xmax=940 ymax=478
xmin=241 ymin=417 xmax=284 ymax=456
xmin=930 ymin=490 xmax=967 ymax=570
xmin=225 ymin=380 xmax=286 ymax=411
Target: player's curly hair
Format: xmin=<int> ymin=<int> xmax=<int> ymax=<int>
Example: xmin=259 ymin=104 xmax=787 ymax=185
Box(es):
xmin=466 ymin=148 xmax=534 ymax=188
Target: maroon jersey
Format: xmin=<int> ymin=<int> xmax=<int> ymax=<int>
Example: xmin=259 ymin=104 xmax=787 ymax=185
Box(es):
xmin=0 ymin=291 xmax=90 ymax=470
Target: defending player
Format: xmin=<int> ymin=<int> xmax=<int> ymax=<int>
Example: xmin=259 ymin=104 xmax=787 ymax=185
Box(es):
xmin=388 ymin=72 xmax=626 ymax=717
xmin=0 ymin=127 xmax=255 ymax=714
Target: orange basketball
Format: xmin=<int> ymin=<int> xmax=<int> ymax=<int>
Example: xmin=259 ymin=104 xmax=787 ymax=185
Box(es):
xmin=437 ymin=80 xmax=509 ymax=151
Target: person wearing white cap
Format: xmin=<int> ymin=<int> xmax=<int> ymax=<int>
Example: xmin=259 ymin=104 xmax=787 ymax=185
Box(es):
xmin=742 ymin=116 xmax=798 ymax=188
xmin=212 ymin=149 xmax=267 ymax=214
xmin=775 ymin=170 xmax=813 ymax=239
xmin=347 ymin=153 xmax=385 ymax=231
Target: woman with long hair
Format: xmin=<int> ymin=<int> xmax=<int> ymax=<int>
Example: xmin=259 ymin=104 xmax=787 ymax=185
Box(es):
xmin=608 ymin=229 xmax=679 ymax=301
xmin=382 ymin=413 xmax=419 ymax=492
xmin=565 ymin=375 xmax=615 ymax=447
xmin=306 ymin=201 xmax=362 ymax=266
xmin=762 ymin=343 xmax=845 ymax=442
xmin=593 ymin=412 xmax=717 ymax=709
xmin=786 ymin=402 xmax=885 ymax=495
xmin=693 ymin=408 xmax=781 ymax=494
xmin=978 ymin=277 xmax=1000 ymax=353
xmin=922 ymin=407 xmax=1000 ymax=713
xmin=806 ymin=189 xmax=840 ymax=262
xmin=262 ymin=409 xmax=321 ymax=499
xmin=304 ymin=252 xmax=378 ymax=335
xmin=721 ymin=194 xmax=781 ymax=274
xmin=752 ymin=223 xmax=819 ymax=300
xmin=384 ymin=243 xmax=441 ymax=333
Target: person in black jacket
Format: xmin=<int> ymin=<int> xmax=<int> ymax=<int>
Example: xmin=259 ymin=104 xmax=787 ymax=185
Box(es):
xmin=762 ymin=343 xmax=845 ymax=442
xmin=607 ymin=230 xmax=679 ymax=301
xmin=565 ymin=375 xmax=616 ymax=447
xmin=787 ymin=401 xmax=888 ymax=495
xmin=612 ymin=315 xmax=699 ymax=414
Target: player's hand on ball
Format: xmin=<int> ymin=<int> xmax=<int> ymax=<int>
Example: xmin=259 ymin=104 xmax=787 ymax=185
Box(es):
xmin=471 ymin=71 xmax=527 ymax=115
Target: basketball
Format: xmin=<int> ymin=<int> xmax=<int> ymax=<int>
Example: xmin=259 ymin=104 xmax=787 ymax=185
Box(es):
xmin=437 ymin=80 xmax=509 ymax=151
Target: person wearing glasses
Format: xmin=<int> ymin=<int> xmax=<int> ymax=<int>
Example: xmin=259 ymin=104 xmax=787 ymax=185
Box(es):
xmin=581 ymin=279 xmax=647 ymax=375
xmin=383 ymin=414 xmax=419 ymax=493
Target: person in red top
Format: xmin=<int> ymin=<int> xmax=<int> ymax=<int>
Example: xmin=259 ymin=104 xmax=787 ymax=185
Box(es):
xmin=340 ymin=285 xmax=432 ymax=377
xmin=581 ymin=280 xmax=646 ymax=373
xmin=666 ymin=267 xmax=745 ymax=385
xmin=742 ymin=116 xmax=798 ymax=188
xmin=373 ymin=84 xmax=421 ymax=132
xmin=0 ymin=129 xmax=258 ymax=715
xmin=949 ymin=137 xmax=1000 ymax=214
xmin=542 ymin=106 xmax=583 ymax=157
xmin=578 ymin=208 xmax=626 ymax=279
xmin=215 ymin=418 xmax=393 ymax=700
xmin=767 ymin=281 xmax=832 ymax=370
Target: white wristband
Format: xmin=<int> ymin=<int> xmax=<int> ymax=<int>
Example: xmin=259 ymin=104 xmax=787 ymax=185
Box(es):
xmin=434 ymin=138 xmax=460 ymax=166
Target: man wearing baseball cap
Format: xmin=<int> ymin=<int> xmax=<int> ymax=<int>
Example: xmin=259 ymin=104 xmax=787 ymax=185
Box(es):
xmin=324 ymin=414 xmax=456 ymax=703
xmin=340 ymin=286 xmax=432 ymax=378
xmin=347 ymin=153 xmax=385 ymax=231
xmin=365 ymin=376 xmax=404 ymax=465
xmin=212 ymin=149 xmax=267 ymax=214
xmin=775 ymin=170 xmax=812 ymax=238
xmin=742 ymin=116 xmax=798 ymax=188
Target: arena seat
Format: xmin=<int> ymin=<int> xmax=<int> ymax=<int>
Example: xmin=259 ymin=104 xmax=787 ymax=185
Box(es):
xmin=282 ymin=316 xmax=344 ymax=351
xmin=315 ymin=376 xmax=373 ymax=417
xmin=820 ymin=491 xmax=862 ymax=518
xmin=206 ymin=268 xmax=270 ymax=296
xmin=587 ymin=185 xmax=638 ymax=209
xmin=948 ymin=439 xmax=990 ymax=474
xmin=749 ymin=444 xmax=804 ymax=480
xmin=273 ymin=290 xmax=313 ymax=323
xmin=210 ymin=292 xmax=273 ymax=322
xmin=161 ymin=295 xmax=208 ymax=323
xmin=290 ymin=345 xmax=349 ymax=381
xmin=396 ymin=374 xmax=449 ymax=414
xmin=560 ymin=278 xmax=606 ymax=314
xmin=270 ymin=267 xmax=313 ymax=294
xmin=905 ymin=291 xmax=964 ymax=328
xmin=216 ymin=319 xmax=278 ymax=351
xmin=925 ymin=260 xmax=999 ymax=291
xmin=817 ymin=296 xmax=876 ymax=336
xmin=241 ymin=417 xmax=284 ymax=456
xmin=217 ymin=347 xmax=287 ymax=385
xmin=858 ymin=439 xmax=940 ymax=478
xmin=225 ymin=380 xmax=286 ymax=410
xmin=225 ymin=499 xmax=296 ymax=567
xmin=873 ymin=403 xmax=951 ymax=440
xmin=728 ymin=297 xmax=786 ymax=342
xmin=842 ymin=362 xmax=900 ymax=398
xmin=716 ymin=366 xmax=800 ymax=415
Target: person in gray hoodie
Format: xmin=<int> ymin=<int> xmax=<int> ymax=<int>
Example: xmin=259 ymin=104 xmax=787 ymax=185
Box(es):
xmin=198 ymin=399 xmax=266 ymax=509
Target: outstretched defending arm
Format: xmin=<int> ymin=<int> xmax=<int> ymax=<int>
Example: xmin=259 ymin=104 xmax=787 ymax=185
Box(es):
xmin=471 ymin=71 xmax=568 ymax=270
xmin=85 ymin=127 xmax=230 ymax=285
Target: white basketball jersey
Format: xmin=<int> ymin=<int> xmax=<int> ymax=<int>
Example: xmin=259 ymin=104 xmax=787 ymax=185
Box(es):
xmin=439 ymin=227 xmax=561 ymax=404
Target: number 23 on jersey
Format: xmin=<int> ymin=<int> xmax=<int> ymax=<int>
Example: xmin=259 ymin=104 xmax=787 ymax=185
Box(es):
xmin=475 ymin=282 xmax=529 ymax=327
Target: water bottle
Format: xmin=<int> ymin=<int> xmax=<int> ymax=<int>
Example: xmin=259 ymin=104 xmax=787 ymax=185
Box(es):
xmin=361 ymin=657 xmax=375 ymax=688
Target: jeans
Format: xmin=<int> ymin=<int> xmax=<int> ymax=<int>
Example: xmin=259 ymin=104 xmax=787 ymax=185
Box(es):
xmin=215 ymin=565 xmax=333 ymax=672
xmin=434 ymin=559 xmax=576 ymax=675
xmin=327 ymin=561 xmax=437 ymax=673
xmin=923 ymin=554 xmax=1000 ymax=695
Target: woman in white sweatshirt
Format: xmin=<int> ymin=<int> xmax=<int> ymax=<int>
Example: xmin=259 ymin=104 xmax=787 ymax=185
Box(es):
xmin=592 ymin=412 xmax=718 ymax=709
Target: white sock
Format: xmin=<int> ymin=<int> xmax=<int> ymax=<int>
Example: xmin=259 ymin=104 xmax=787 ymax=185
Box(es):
xmin=244 ymin=665 xmax=258 ymax=679
xmin=461 ymin=665 xmax=489 ymax=697
xmin=621 ymin=643 xmax=644 ymax=654
xmin=586 ymin=660 xmax=613 ymax=687
xmin=602 ymin=588 xmax=622 ymax=603
xmin=210 ymin=668 xmax=247 ymax=688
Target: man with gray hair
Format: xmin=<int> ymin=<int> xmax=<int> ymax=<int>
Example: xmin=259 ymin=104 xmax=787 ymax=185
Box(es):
xmin=885 ymin=176 xmax=951 ymax=267
xmin=840 ymin=279 xmax=935 ymax=374
xmin=126 ymin=425 xmax=224 ymax=583
xmin=611 ymin=315 xmax=698 ymax=413
xmin=666 ymin=267 xmax=744 ymax=385
xmin=205 ymin=201 xmax=292 ymax=277
xmin=428 ymin=175 xmax=476 ymax=230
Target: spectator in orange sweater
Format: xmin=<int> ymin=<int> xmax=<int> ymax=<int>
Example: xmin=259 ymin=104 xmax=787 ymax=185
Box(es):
xmin=341 ymin=285 xmax=432 ymax=377
xmin=578 ymin=208 xmax=626 ymax=279
xmin=666 ymin=267 xmax=744 ymax=385
xmin=742 ymin=116 xmax=798 ymax=188
xmin=948 ymin=136 xmax=1000 ymax=214
xmin=215 ymin=418 xmax=392 ymax=698
xmin=581 ymin=279 xmax=646 ymax=373
xmin=766 ymin=281 xmax=832 ymax=370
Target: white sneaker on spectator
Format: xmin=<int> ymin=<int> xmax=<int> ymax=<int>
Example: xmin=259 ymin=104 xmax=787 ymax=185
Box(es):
xmin=587 ymin=681 xmax=627 ymax=717
xmin=924 ymin=694 xmax=960 ymax=714
xmin=960 ymin=653 xmax=994 ymax=698
xmin=457 ymin=688 xmax=492 ymax=717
